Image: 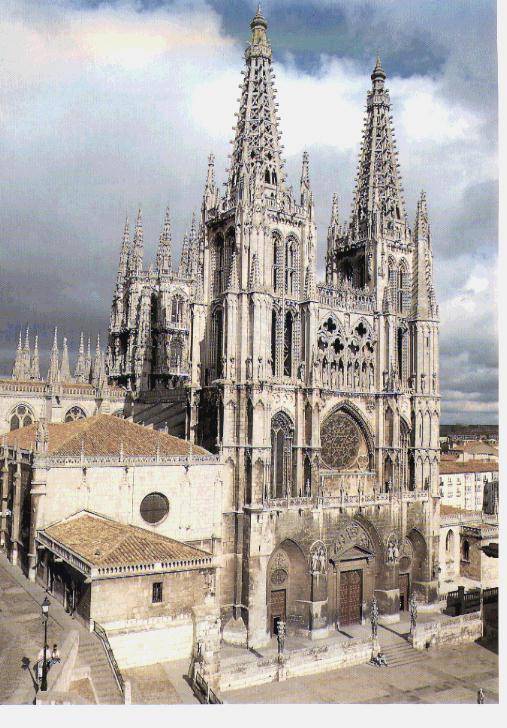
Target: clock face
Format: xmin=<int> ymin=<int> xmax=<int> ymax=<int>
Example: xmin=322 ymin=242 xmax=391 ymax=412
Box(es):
xmin=320 ymin=411 xmax=366 ymax=470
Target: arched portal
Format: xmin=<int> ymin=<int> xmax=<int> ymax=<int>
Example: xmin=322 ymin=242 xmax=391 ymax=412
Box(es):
xmin=266 ymin=540 xmax=309 ymax=635
xmin=328 ymin=517 xmax=380 ymax=628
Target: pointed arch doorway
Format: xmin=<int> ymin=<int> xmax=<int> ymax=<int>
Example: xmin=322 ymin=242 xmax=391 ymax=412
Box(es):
xmin=267 ymin=540 xmax=309 ymax=636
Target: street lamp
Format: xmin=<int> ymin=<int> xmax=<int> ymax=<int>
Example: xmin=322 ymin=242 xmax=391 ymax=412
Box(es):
xmin=40 ymin=595 xmax=50 ymax=692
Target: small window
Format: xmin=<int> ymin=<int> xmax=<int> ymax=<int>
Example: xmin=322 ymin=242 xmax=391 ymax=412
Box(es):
xmin=140 ymin=492 xmax=169 ymax=524
xmin=152 ymin=582 xmax=163 ymax=603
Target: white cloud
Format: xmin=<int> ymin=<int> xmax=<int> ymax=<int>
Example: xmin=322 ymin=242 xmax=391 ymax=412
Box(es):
xmin=0 ymin=0 xmax=498 ymax=423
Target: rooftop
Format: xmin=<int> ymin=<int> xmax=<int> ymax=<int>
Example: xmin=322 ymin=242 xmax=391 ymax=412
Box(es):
xmin=3 ymin=414 xmax=212 ymax=459
xmin=439 ymin=460 xmax=498 ymax=475
xmin=40 ymin=511 xmax=212 ymax=570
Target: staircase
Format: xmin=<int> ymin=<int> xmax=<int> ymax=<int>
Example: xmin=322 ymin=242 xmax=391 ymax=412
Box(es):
xmin=73 ymin=632 xmax=124 ymax=704
xmin=377 ymin=628 xmax=427 ymax=669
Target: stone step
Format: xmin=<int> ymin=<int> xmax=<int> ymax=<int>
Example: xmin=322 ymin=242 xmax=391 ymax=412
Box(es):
xmin=380 ymin=641 xmax=427 ymax=668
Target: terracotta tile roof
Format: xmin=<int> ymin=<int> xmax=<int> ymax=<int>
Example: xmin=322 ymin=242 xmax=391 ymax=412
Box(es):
xmin=42 ymin=511 xmax=211 ymax=568
xmin=462 ymin=441 xmax=498 ymax=456
xmin=440 ymin=505 xmax=482 ymax=517
xmin=439 ymin=460 xmax=498 ymax=475
xmin=4 ymin=414 xmax=211 ymax=458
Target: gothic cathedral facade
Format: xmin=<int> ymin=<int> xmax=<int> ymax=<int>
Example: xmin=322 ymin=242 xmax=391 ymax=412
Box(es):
xmin=107 ymin=9 xmax=440 ymax=646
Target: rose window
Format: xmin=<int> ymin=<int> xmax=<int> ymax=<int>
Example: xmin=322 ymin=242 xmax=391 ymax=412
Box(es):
xmin=320 ymin=411 xmax=369 ymax=470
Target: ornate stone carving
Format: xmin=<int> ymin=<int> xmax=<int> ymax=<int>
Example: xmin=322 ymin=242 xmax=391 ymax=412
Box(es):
xmin=309 ymin=540 xmax=327 ymax=575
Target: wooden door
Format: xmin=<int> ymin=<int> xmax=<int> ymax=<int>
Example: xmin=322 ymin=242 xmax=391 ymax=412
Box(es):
xmin=399 ymin=573 xmax=410 ymax=611
xmin=340 ymin=569 xmax=362 ymax=626
xmin=270 ymin=589 xmax=286 ymax=635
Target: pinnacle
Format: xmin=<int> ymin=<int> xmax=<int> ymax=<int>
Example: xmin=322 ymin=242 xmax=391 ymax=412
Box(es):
xmin=371 ymin=54 xmax=386 ymax=81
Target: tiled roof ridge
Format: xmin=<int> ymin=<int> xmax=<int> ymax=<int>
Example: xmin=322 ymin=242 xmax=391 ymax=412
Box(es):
xmin=4 ymin=413 xmax=213 ymax=458
xmin=45 ymin=511 xmax=211 ymax=568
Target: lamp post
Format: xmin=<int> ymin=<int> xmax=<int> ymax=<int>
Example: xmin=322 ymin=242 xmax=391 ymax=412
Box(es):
xmin=40 ymin=595 xmax=50 ymax=692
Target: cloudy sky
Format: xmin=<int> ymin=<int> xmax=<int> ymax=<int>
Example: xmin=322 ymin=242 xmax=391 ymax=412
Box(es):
xmin=0 ymin=0 xmax=498 ymax=423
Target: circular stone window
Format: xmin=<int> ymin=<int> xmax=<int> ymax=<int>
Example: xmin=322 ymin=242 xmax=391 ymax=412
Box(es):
xmin=140 ymin=492 xmax=169 ymax=524
xmin=320 ymin=411 xmax=365 ymax=470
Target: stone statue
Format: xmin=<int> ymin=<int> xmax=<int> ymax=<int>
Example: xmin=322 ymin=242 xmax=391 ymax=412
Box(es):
xmin=277 ymin=619 xmax=286 ymax=657
xmin=409 ymin=594 xmax=418 ymax=634
xmin=370 ymin=596 xmax=379 ymax=640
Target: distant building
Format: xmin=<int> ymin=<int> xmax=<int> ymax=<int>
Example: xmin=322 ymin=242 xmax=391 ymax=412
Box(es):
xmin=439 ymin=505 xmax=498 ymax=595
xmin=439 ymin=460 xmax=498 ymax=511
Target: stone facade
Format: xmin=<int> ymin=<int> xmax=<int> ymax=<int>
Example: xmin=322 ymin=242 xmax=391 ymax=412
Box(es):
xmin=106 ymin=9 xmax=441 ymax=647
xmin=2 ymin=9 xmax=442 ymax=654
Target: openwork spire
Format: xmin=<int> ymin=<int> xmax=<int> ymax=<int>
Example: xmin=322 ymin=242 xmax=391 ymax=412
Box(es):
xmin=226 ymin=9 xmax=286 ymax=201
xmin=47 ymin=327 xmax=60 ymax=384
xmin=12 ymin=330 xmax=23 ymax=380
xmin=116 ymin=215 xmax=130 ymax=287
xmin=156 ymin=207 xmax=172 ymax=274
xmin=178 ymin=232 xmax=190 ymax=277
xmin=60 ymin=336 xmax=72 ymax=383
xmin=413 ymin=191 xmax=437 ymax=318
xmin=85 ymin=336 xmax=92 ymax=383
xmin=91 ymin=334 xmax=103 ymax=386
xmin=350 ymin=57 xmax=408 ymax=242
xmin=300 ymin=150 xmax=311 ymax=207
xmin=31 ymin=335 xmax=41 ymax=380
xmin=22 ymin=328 xmax=31 ymax=377
xmin=129 ymin=208 xmax=144 ymax=275
xmin=74 ymin=332 xmax=86 ymax=382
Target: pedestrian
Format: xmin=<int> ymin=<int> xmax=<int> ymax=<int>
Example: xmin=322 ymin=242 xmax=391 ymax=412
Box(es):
xmin=48 ymin=644 xmax=61 ymax=668
xmin=477 ymin=688 xmax=485 ymax=704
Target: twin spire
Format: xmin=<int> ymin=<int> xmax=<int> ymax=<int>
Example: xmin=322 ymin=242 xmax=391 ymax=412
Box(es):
xmin=114 ymin=206 xmax=199 ymax=280
xmin=349 ymin=54 xmax=408 ymax=242
xmin=226 ymin=5 xmax=287 ymax=203
xmin=12 ymin=328 xmax=40 ymax=381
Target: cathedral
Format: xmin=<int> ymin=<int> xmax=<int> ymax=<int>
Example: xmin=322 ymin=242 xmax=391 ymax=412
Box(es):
xmin=106 ymin=8 xmax=440 ymax=645
xmin=2 ymin=8 xmax=440 ymax=649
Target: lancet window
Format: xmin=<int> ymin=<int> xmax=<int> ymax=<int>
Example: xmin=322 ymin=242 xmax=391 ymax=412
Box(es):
xmin=10 ymin=404 xmax=34 ymax=431
xmin=171 ymin=295 xmax=184 ymax=324
xmin=283 ymin=311 xmax=293 ymax=377
xmin=271 ymin=412 xmax=294 ymax=497
xmin=211 ymin=307 xmax=224 ymax=379
xmin=285 ymin=237 xmax=298 ymax=297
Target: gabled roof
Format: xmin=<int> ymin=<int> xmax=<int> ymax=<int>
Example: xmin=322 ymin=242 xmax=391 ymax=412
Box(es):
xmin=3 ymin=414 xmax=211 ymax=458
xmin=39 ymin=511 xmax=212 ymax=571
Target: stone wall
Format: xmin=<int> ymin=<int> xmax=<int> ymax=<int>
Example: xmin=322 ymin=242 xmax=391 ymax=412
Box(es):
xmin=39 ymin=460 xmax=223 ymax=545
xmin=410 ymin=613 xmax=482 ymax=650
xmin=219 ymin=637 xmax=372 ymax=692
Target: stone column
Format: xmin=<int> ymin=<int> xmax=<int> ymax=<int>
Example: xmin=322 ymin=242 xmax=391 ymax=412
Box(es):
xmin=28 ymin=466 xmax=47 ymax=582
xmin=192 ymin=593 xmax=221 ymax=693
xmin=10 ymin=449 xmax=22 ymax=566
xmin=309 ymin=570 xmax=329 ymax=639
xmin=375 ymin=561 xmax=400 ymax=624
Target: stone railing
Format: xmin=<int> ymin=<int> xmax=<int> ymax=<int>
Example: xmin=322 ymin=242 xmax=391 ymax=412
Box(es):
xmin=318 ymin=492 xmax=391 ymax=508
xmin=265 ymin=495 xmax=315 ymax=509
xmin=33 ymin=452 xmax=219 ymax=467
xmin=318 ymin=284 xmax=374 ymax=313
xmin=219 ymin=636 xmax=372 ymax=692
xmin=0 ymin=379 xmax=47 ymax=393
xmin=410 ymin=612 xmax=483 ymax=650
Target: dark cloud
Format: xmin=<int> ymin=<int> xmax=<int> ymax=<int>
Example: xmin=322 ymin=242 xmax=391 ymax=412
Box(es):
xmin=0 ymin=0 xmax=498 ymax=423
